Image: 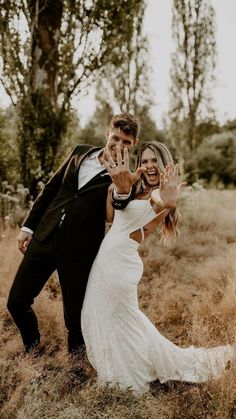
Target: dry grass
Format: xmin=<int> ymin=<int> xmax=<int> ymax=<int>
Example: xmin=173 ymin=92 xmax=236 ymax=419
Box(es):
xmin=1 ymin=189 xmax=236 ymax=418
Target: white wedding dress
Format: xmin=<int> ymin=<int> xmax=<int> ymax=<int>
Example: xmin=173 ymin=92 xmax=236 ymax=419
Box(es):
xmin=81 ymin=199 xmax=235 ymax=394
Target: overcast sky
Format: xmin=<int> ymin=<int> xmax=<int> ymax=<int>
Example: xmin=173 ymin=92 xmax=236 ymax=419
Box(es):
xmin=0 ymin=0 xmax=235 ymax=127
xmin=144 ymin=0 xmax=236 ymax=127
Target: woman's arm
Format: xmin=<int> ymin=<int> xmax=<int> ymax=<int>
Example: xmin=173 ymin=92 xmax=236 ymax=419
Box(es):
xmin=130 ymin=204 xmax=170 ymax=243
xmin=130 ymin=189 xmax=171 ymax=243
xmin=142 ymin=205 xmax=170 ymax=239
xmin=106 ymin=184 xmax=115 ymax=223
xmin=142 ymin=164 xmax=186 ymax=239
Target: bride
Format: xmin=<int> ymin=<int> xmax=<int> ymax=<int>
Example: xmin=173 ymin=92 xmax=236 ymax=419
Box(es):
xmin=81 ymin=141 xmax=234 ymax=394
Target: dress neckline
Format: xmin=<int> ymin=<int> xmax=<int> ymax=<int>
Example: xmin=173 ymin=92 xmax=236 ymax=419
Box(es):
xmin=129 ymin=197 xmax=156 ymax=214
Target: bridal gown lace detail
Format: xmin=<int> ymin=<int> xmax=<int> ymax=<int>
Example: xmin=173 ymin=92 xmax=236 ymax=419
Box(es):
xmin=81 ymin=199 xmax=235 ymax=394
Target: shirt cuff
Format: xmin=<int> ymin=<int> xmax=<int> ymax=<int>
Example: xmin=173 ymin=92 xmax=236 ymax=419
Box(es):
xmin=21 ymin=226 xmax=34 ymax=235
xmin=113 ymin=187 xmax=132 ymax=200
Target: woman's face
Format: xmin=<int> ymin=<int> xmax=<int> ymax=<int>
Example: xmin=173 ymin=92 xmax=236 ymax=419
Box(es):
xmin=140 ymin=147 xmax=161 ymax=187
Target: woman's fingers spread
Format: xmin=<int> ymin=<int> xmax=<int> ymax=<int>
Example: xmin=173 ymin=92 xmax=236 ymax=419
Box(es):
xmin=169 ymin=163 xmax=176 ymax=178
xmin=172 ymin=164 xmax=176 ymax=176
xmin=159 ymin=173 xmax=164 ymax=187
xmin=165 ymin=164 xmax=170 ymax=175
xmin=166 ymin=164 xmax=174 ymax=179
xmin=134 ymin=167 xmax=146 ymax=180
xmin=178 ymin=181 xmax=187 ymax=191
xmin=173 ymin=163 xmax=179 ymax=178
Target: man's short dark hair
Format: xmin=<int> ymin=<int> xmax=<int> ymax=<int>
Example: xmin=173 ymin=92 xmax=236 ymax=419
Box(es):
xmin=109 ymin=113 xmax=140 ymax=139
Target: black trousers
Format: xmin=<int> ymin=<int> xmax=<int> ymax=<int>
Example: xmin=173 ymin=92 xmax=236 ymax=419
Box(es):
xmin=7 ymin=229 xmax=91 ymax=353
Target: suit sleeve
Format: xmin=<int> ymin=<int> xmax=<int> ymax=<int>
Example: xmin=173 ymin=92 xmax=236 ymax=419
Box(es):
xmin=22 ymin=146 xmax=79 ymax=231
xmin=111 ymin=185 xmax=136 ymax=210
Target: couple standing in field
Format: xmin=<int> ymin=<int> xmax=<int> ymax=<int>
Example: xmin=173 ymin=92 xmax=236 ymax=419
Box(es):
xmin=7 ymin=113 xmax=234 ymax=393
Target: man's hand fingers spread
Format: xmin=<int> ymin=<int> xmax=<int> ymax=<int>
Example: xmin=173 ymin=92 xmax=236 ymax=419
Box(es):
xmin=105 ymin=150 xmax=116 ymax=167
xmin=116 ymin=145 xmax=123 ymax=166
xmin=103 ymin=161 xmax=113 ymax=174
xmin=123 ymin=148 xmax=129 ymax=168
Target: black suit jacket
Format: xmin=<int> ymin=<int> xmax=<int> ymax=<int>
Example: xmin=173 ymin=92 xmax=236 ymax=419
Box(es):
xmin=23 ymin=144 xmax=131 ymax=261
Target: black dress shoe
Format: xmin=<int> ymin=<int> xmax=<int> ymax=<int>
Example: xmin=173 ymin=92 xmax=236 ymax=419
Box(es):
xmin=68 ymin=345 xmax=88 ymax=383
xmin=24 ymin=337 xmax=40 ymax=353
xmin=24 ymin=339 xmax=46 ymax=357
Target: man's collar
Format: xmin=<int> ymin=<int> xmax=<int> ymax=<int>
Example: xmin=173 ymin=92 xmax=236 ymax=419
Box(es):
xmin=89 ymin=148 xmax=104 ymax=166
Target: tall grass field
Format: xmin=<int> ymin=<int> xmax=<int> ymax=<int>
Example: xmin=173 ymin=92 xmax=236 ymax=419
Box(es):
xmin=0 ymin=189 xmax=236 ymax=418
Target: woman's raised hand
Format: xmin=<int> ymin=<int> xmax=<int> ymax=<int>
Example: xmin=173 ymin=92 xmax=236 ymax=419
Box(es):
xmin=151 ymin=163 xmax=186 ymax=209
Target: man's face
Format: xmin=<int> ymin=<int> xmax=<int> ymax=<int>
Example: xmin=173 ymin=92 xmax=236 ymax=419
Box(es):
xmin=104 ymin=127 xmax=136 ymax=162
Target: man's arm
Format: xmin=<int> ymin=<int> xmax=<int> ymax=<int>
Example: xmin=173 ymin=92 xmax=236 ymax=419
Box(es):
xmin=17 ymin=146 xmax=81 ymax=254
xmin=105 ymin=184 xmax=136 ymax=220
xmin=111 ymin=185 xmax=135 ymax=210
xmin=22 ymin=146 xmax=79 ymax=232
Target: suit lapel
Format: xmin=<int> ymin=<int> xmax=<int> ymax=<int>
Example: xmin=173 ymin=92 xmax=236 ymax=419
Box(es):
xmin=78 ymin=169 xmax=110 ymax=194
xmin=74 ymin=146 xmax=101 ymax=170
xmin=72 ymin=146 xmax=103 ymax=192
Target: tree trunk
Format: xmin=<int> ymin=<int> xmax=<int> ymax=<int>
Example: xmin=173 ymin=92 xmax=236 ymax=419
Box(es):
xmin=20 ymin=0 xmax=64 ymax=197
xmin=28 ymin=0 xmax=63 ymax=108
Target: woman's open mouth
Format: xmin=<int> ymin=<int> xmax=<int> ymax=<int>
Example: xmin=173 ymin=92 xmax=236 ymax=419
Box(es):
xmin=147 ymin=170 xmax=158 ymax=180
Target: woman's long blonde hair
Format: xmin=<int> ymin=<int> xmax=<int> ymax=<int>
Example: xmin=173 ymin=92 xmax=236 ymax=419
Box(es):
xmin=136 ymin=141 xmax=179 ymax=245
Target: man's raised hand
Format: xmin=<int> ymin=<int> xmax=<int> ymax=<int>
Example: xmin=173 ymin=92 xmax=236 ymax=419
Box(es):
xmin=103 ymin=146 xmax=146 ymax=194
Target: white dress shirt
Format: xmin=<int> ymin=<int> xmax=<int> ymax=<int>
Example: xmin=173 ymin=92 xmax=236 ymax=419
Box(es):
xmin=78 ymin=149 xmax=106 ymax=188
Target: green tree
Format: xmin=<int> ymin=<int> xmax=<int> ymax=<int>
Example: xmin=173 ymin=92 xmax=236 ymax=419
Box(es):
xmin=197 ymin=130 xmax=236 ymax=186
xmin=96 ymin=1 xmax=151 ymax=115
xmin=169 ymin=0 xmax=217 ymax=175
xmin=0 ymin=0 xmax=145 ymax=196
xmin=0 ymin=107 xmax=20 ymax=186
xmin=79 ymin=100 xmax=113 ymax=147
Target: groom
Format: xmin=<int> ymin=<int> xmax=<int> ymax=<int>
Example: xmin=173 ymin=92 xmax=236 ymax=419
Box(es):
xmin=7 ymin=113 xmax=140 ymax=355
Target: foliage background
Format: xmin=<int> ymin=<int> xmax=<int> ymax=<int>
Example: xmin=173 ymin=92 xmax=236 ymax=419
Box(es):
xmin=0 ymin=1 xmax=236 ymax=417
xmin=0 ymin=0 xmax=235 ymax=208
xmin=1 ymin=189 xmax=236 ymax=418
